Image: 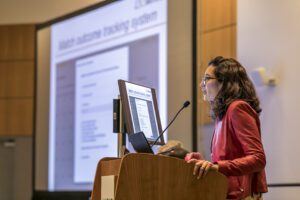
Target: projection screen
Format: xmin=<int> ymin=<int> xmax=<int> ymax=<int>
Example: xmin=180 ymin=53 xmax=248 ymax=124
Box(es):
xmin=34 ymin=0 xmax=194 ymax=196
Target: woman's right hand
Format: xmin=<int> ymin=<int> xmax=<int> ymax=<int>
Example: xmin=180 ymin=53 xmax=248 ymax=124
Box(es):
xmin=187 ymin=159 xmax=219 ymax=179
xmin=184 ymin=152 xmax=203 ymax=161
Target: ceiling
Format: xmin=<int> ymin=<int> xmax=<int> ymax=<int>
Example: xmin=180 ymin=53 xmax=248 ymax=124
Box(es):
xmin=0 ymin=0 xmax=105 ymax=25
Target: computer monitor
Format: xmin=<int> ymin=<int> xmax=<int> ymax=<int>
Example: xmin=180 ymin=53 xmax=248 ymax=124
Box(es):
xmin=118 ymin=80 xmax=164 ymax=145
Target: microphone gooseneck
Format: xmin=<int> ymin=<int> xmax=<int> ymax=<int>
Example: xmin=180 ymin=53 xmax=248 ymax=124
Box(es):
xmin=151 ymin=100 xmax=190 ymax=147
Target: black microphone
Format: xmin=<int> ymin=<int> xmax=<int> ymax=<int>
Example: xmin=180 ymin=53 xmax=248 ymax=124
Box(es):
xmin=151 ymin=100 xmax=190 ymax=147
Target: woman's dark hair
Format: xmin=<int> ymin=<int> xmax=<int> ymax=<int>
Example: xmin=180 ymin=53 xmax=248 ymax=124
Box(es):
xmin=208 ymin=56 xmax=261 ymax=119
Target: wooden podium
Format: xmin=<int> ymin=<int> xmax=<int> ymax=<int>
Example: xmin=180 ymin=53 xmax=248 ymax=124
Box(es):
xmin=91 ymin=153 xmax=228 ymax=200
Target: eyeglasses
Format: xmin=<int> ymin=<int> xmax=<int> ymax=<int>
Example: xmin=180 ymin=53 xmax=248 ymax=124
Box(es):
xmin=201 ymin=76 xmax=217 ymax=85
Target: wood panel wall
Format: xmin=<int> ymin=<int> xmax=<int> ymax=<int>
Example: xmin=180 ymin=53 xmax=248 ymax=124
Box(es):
xmin=0 ymin=24 xmax=35 ymax=136
xmin=197 ymin=0 xmax=237 ymax=124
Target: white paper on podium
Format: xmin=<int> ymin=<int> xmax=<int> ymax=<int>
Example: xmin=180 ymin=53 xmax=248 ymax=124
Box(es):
xmin=101 ymin=175 xmax=115 ymax=200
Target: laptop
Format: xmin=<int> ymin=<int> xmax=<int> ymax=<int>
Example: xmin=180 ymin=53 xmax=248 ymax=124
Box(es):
xmin=128 ymin=132 xmax=154 ymax=154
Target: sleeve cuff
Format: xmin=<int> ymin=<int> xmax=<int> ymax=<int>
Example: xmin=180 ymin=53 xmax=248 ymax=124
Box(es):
xmin=214 ymin=160 xmax=228 ymax=175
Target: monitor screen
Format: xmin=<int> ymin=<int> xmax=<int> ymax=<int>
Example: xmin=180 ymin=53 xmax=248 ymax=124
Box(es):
xmin=118 ymin=80 xmax=164 ymax=144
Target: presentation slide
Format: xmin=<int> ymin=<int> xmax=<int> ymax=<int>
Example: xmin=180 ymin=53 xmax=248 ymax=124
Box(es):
xmin=126 ymin=82 xmax=159 ymax=140
xmin=74 ymin=47 xmax=129 ymax=183
xmin=135 ymin=98 xmax=154 ymax=138
xmin=45 ymin=0 xmax=167 ymax=191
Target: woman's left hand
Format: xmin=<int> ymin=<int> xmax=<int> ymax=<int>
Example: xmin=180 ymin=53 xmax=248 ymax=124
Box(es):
xmin=187 ymin=159 xmax=219 ymax=179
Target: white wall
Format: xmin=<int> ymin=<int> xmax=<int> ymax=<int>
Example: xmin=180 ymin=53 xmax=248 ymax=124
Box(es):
xmin=238 ymin=0 xmax=300 ymax=199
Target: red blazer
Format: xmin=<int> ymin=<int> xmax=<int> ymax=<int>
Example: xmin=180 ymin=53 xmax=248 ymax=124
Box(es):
xmin=211 ymin=100 xmax=268 ymax=200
